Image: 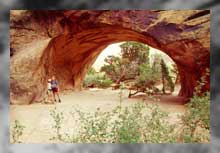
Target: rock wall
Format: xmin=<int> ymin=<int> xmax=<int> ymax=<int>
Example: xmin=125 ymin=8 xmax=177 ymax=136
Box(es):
xmin=10 ymin=10 xmax=210 ymax=104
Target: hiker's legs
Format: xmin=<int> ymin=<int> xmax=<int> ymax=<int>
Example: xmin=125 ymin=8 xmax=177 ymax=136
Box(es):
xmin=52 ymin=88 xmax=61 ymax=102
xmin=45 ymin=91 xmax=49 ymax=103
xmin=56 ymin=92 xmax=61 ymax=102
xmin=48 ymin=91 xmax=53 ymax=103
xmin=52 ymin=92 xmax=56 ymax=102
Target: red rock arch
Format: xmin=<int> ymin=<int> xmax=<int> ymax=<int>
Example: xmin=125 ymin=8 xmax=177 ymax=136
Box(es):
xmin=10 ymin=10 xmax=210 ymax=104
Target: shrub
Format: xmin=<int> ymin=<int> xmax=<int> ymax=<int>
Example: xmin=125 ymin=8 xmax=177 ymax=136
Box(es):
xmin=83 ymin=73 xmax=100 ymax=87
xmin=179 ymin=92 xmax=210 ymax=142
xmin=98 ymin=75 xmax=113 ymax=88
xmin=179 ymin=69 xmax=210 ymax=142
xmin=50 ymin=107 xmax=65 ymax=142
xmin=161 ymin=59 xmax=174 ymax=93
xmin=11 ymin=120 xmax=25 ymax=143
xmin=49 ymin=88 xmax=209 ymax=143
xmin=83 ymin=72 xmax=112 ymax=88
xmin=87 ymin=67 xmax=96 ymax=75
xmin=50 ymin=102 xmax=177 ymax=143
xmin=49 ymin=69 xmax=210 ymax=143
xmin=135 ymin=62 xmax=158 ymax=88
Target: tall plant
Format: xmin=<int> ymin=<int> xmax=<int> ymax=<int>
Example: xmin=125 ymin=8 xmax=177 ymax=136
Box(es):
xmin=160 ymin=59 xmax=174 ymax=93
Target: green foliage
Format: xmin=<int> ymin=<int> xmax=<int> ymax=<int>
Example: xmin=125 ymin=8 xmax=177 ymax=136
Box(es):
xmin=83 ymin=69 xmax=112 ymax=88
xmin=50 ymin=107 xmax=65 ymax=141
xmin=194 ymin=68 xmax=210 ymax=95
xmin=119 ymin=82 xmax=125 ymax=108
xmin=87 ymin=67 xmax=96 ymax=75
xmin=100 ymin=56 xmax=123 ymax=82
xmin=72 ymin=108 xmax=112 ymax=143
xmin=100 ymin=41 xmax=177 ymax=94
xmin=100 ymin=77 xmax=113 ymax=88
xmin=160 ymin=59 xmax=175 ymax=93
xmin=50 ymin=102 xmax=177 ymax=143
xmin=141 ymin=104 xmax=176 ymax=143
xmin=180 ymin=92 xmax=210 ymax=142
xmin=120 ymin=41 xmax=150 ymax=64
xmin=101 ymin=41 xmax=150 ymax=83
xmin=100 ymin=41 xmax=178 ymax=95
xmin=50 ymin=69 xmax=210 ymax=143
xmin=180 ymin=69 xmax=210 ymax=142
xmin=135 ymin=62 xmax=159 ymax=88
xmin=151 ymin=54 xmax=162 ymax=80
xmin=170 ymin=63 xmax=179 ymax=84
xmin=11 ymin=120 xmax=25 ymax=143
xmin=133 ymin=54 xmax=162 ymax=90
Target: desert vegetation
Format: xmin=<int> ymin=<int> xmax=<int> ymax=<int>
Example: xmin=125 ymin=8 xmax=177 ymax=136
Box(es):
xmin=48 ymin=82 xmax=209 ymax=143
xmin=83 ymin=68 xmax=112 ymax=89
xmin=84 ymin=41 xmax=176 ymax=97
xmin=10 ymin=71 xmax=210 ymax=143
xmin=10 ymin=120 xmax=25 ymax=143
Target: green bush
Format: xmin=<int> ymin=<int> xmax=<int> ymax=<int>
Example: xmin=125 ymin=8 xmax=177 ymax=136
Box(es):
xmin=135 ymin=62 xmax=158 ymax=88
xmin=51 ymin=73 xmax=210 ymax=143
xmin=179 ymin=69 xmax=210 ymax=143
xmin=50 ymin=102 xmax=177 ymax=143
xmin=161 ymin=59 xmax=175 ymax=93
xmin=179 ymin=91 xmax=210 ymax=143
xmin=49 ymin=108 xmax=64 ymax=142
xmin=87 ymin=67 xmax=96 ymax=75
xmin=11 ymin=120 xmax=25 ymax=143
xmin=83 ymin=72 xmax=112 ymax=88
xmin=99 ymin=76 xmax=113 ymax=88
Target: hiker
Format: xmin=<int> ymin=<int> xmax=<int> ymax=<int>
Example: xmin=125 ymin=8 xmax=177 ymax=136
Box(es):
xmin=46 ymin=78 xmax=53 ymax=103
xmin=51 ymin=75 xmax=61 ymax=103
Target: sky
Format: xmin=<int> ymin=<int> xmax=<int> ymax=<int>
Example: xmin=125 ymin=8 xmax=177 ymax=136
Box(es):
xmin=92 ymin=42 xmax=175 ymax=71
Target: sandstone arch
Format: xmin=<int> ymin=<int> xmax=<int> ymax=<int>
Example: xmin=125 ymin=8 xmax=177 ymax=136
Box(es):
xmin=10 ymin=10 xmax=210 ymax=104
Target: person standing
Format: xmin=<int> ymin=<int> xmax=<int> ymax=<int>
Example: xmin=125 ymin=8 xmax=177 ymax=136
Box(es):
xmin=45 ymin=78 xmax=53 ymax=103
xmin=51 ymin=75 xmax=61 ymax=103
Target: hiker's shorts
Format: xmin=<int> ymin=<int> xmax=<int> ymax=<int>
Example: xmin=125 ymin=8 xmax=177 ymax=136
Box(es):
xmin=52 ymin=87 xmax=58 ymax=93
xmin=47 ymin=89 xmax=52 ymax=94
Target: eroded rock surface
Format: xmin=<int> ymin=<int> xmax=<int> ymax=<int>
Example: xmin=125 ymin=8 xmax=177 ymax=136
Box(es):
xmin=10 ymin=10 xmax=210 ymax=104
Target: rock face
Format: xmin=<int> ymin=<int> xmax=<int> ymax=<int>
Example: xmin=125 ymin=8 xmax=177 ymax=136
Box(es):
xmin=10 ymin=10 xmax=210 ymax=104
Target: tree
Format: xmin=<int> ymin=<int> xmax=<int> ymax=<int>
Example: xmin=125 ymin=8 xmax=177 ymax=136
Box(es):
xmin=151 ymin=54 xmax=162 ymax=82
xmin=83 ymin=67 xmax=112 ymax=88
xmin=135 ymin=63 xmax=157 ymax=88
xmin=87 ymin=67 xmax=96 ymax=75
xmin=160 ymin=59 xmax=174 ymax=93
xmin=100 ymin=55 xmax=124 ymax=82
xmin=120 ymin=41 xmax=150 ymax=65
xmin=101 ymin=41 xmax=150 ymax=83
xmin=171 ymin=64 xmax=179 ymax=84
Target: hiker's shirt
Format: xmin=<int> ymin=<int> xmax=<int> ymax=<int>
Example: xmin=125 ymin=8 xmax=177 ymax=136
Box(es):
xmin=48 ymin=82 xmax=52 ymax=90
xmin=51 ymin=80 xmax=58 ymax=89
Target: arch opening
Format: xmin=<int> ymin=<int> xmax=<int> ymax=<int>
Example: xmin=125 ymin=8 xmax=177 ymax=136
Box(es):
xmin=82 ymin=41 xmax=181 ymax=98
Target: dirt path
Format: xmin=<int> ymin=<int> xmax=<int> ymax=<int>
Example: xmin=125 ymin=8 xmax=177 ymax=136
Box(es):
xmin=10 ymin=87 xmax=186 ymax=143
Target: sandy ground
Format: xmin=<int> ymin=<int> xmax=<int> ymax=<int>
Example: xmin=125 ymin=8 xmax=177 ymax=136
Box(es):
xmin=10 ymin=86 xmax=186 ymax=143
